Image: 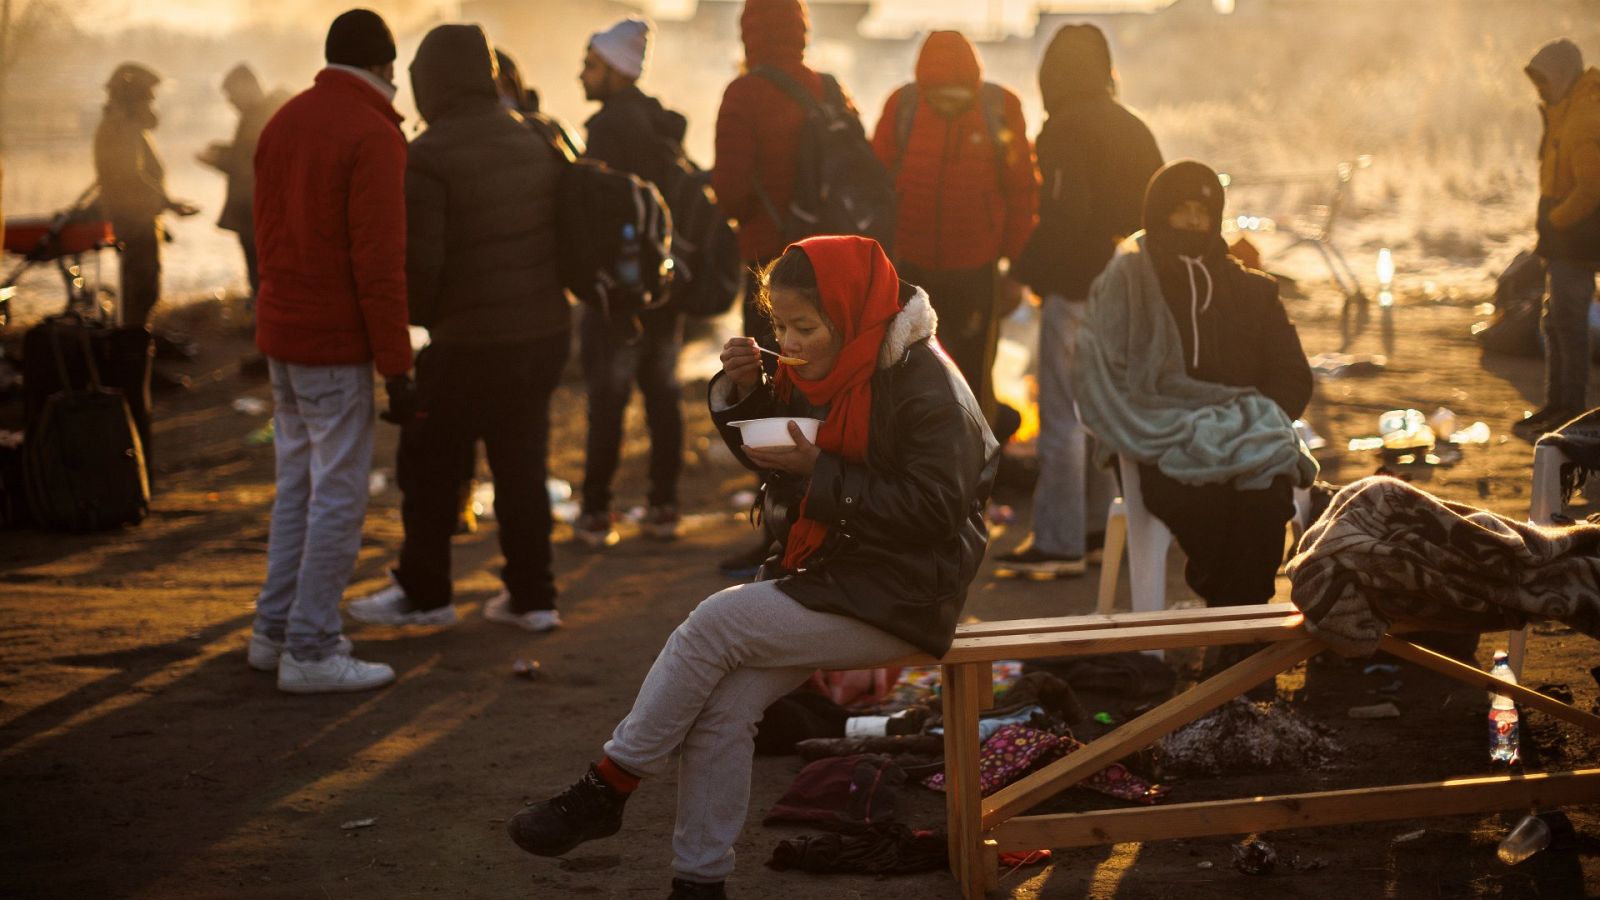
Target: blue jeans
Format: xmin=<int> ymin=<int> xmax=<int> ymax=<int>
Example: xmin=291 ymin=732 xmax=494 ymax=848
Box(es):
xmin=1541 ymin=259 xmax=1599 ymax=412
xmin=1030 ymin=295 xmax=1114 ymax=557
xmin=254 ymin=360 xmax=374 ymax=660
xmin=579 ymin=304 xmax=685 ymax=512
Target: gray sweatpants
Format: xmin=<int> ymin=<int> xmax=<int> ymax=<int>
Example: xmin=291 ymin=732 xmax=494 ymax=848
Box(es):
xmin=603 ymin=579 xmax=918 ymax=882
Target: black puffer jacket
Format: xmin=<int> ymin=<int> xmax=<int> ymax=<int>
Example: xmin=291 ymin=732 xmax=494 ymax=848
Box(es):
xmin=405 ymin=24 xmax=567 ymax=344
xmin=1012 ymin=24 xmax=1163 ymax=300
xmin=584 ymin=85 xmax=686 ymax=189
xmin=708 ymin=287 xmax=999 ymax=657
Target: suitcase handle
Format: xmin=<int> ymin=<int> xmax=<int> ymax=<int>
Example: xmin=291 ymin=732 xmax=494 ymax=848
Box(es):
xmin=44 ymin=320 xmax=107 ymax=397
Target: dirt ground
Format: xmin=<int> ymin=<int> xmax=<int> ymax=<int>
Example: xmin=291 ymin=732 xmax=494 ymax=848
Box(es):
xmin=1 ymin=285 xmax=1597 ymax=900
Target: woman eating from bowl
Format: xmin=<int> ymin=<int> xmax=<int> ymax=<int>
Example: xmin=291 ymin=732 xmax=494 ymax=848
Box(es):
xmin=504 ymin=235 xmax=998 ymax=899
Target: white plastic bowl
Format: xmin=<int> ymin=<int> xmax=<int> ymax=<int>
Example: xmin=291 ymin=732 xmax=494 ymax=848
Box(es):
xmin=726 ymin=417 xmax=822 ymax=449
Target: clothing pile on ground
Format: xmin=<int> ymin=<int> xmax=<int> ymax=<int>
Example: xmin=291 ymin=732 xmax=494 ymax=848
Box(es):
xmin=754 ymin=654 xmax=1181 ymax=876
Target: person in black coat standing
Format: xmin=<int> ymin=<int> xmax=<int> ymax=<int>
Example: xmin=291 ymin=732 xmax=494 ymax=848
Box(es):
xmin=572 ymin=16 xmax=693 ymax=549
xmin=998 ymin=23 xmax=1163 ymax=580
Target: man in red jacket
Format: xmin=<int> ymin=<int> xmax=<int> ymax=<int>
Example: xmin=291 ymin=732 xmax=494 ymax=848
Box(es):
xmin=710 ymin=0 xmax=865 ymax=576
xmin=247 ymin=8 xmax=413 ymax=695
xmin=872 ymin=30 xmax=1038 ymax=423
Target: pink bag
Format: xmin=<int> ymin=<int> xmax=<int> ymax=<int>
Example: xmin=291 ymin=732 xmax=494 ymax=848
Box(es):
xmin=808 ymin=667 xmax=903 ymax=708
xmin=924 ymin=724 xmax=1167 ymax=805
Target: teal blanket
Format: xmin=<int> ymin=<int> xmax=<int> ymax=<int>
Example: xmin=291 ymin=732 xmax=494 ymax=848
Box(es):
xmin=1071 ymin=235 xmax=1317 ymax=490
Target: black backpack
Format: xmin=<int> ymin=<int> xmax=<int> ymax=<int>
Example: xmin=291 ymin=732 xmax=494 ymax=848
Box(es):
xmin=555 ymin=158 xmax=675 ymax=341
xmin=891 ymin=82 xmax=1013 ymax=195
xmin=660 ymin=155 xmax=742 ymax=317
xmin=23 ymin=326 xmax=149 ymax=531
xmin=751 ymin=66 xmax=896 ymax=250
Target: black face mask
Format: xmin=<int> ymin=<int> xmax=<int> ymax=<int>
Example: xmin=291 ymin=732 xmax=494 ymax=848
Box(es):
xmin=1169 ymin=228 xmax=1213 ymax=258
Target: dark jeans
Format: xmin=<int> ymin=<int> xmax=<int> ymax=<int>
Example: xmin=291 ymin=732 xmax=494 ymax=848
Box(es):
xmin=579 ymin=304 xmax=684 ymax=513
xmin=116 ymin=220 xmax=161 ymax=328
xmin=238 ymin=230 xmax=261 ymax=301
xmin=897 ymin=260 xmax=999 ymax=423
xmin=395 ymin=333 xmax=569 ymax=613
xmin=1138 ymin=464 xmax=1294 ymax=607
xmin=1540 ymin=258 xmax=1598 ymax=411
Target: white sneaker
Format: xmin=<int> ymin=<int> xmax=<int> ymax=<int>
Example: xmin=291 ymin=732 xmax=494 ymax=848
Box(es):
xmin=277 ymin=650 xmax=396 ymax=694
xmin=347 ymin=583 xmax=458 ymax=627
xmin=482 ymin=591 xmax=562 ymax=632
xmin=247 ymin=633 xmax=352 ymax=672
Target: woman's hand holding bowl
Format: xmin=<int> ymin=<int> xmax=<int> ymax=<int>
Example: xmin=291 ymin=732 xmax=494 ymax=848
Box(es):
xmin=743 ymin=421 xmax=821 ymax=477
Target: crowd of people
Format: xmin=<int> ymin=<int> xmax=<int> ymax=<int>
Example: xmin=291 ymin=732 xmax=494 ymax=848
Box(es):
xmin=68 ymin=3 xmax=1599 ymax=898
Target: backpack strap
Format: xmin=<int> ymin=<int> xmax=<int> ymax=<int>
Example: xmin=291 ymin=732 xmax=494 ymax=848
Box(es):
xmin=979 ymin=82 xmax=1010 ymax=197
xmin=751 ymin=64 xmax=819 ymax=113
xmin=892 ymin=84 xmax=919 ymax=175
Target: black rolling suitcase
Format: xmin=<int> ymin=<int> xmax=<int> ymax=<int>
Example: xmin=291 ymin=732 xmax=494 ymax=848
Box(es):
xmin=23 ymin=313 xmax=154 ymax=480
xmin=23 ymin=326 xmax=149 ymax=531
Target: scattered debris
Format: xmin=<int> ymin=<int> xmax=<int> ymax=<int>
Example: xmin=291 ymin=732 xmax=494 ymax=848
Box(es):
xmin=339 ymin=817 xmax=377 ymax=830
xmin=1196 ymin=860 xmax=1214 ymax=870
xmin=1232 ymin=838 xmax=1277 ymax=876
xmin=1293 ymin=419 xmax=1327 ymax=450
xmin=1375 ymin=680 xmax=1403 ymax=694
xmin=231 ymin=397 xmax=268 ymax=415
xmin=511 ymin=659 xmax=542 ymax=681
xmin=1309 ymin=352 xmax=1387 ymax=379
xmin=1158 ymin=699 xmax=1342 ymax=776
xmin=1362 ymin=663 xmax=1400 ymax=676
xmin=1391 ymin=828 xmax=1426 ymax=844
xmin=1347 ymin=702 xmax=1401 ymax=719
xmin=1289 ymin=854 xmax=1330 ymax=871
xmin=1092 ymin=711 xmax=1115 ymax=726
xmin=367 ymin=472 xmax=388 ymax=496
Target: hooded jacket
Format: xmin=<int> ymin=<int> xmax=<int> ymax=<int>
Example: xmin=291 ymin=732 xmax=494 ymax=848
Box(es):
xmin=1141 ymin=161 xmax=1312 ymax=420
xmin=707 ymin=286 xmax=998 ymax=657
xmin=583 ymin=84 xmax=687 ymax=190
xmin=712 ymin=0 xmax=860 ymax=263
xmin=871 ymin=31 xmax=1038 ymax=271
xmin=253 ymin=68 xmax=411 ymax=376
xmin=213 ymin=89 xmax=289 ymax=234
xmin=1012 ymin=24 xmax=1163 ymax=299
xmin=94 ymin=102 xmax=170 ymax=225
xmin=1528 ymin=43 xmax=1600 ymax=264
xmin=405 ymin=24 xmax=568 ymax=345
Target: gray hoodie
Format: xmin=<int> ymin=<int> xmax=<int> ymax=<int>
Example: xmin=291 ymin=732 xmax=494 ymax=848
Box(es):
xmin=1527 ymin=38 xmax=1584 ymax=103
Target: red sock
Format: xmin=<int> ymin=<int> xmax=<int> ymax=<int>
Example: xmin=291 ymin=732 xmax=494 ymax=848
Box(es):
xmin=595 ymin=757 xmax=640 ymax=794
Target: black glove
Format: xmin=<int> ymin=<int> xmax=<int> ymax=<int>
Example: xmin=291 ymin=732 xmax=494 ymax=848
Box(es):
xmin=380 ymin=374 xmax=419 ymax=426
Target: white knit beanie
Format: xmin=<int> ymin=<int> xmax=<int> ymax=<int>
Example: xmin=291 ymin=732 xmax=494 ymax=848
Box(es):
xmin=590 ymin=16 xmax=651 ymax=80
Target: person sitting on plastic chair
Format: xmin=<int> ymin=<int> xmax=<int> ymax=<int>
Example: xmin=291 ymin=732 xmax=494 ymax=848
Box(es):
xmin=1074 ymin=160 xmax=1316 ymax=616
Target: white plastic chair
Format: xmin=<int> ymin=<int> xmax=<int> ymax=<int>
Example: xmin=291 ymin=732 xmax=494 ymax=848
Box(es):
xmin=1097 ymin=458 xmax=1312 ymax=619
xmin=1517 ymin=442 xmax=1567 ymax=676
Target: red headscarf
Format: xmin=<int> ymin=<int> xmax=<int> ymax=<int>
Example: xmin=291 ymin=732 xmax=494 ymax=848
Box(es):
xmin=774 ymin=236 xmax=904 ymax=570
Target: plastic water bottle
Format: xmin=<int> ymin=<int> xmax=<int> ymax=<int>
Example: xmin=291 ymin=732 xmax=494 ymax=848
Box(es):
xmin=616 ymin=224 xmax=643 ymax=289
xmin=1487 ymin=650 xmax=1521 ymax=766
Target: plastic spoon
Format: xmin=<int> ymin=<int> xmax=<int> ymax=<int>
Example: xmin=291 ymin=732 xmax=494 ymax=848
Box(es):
xmin=757 ymin=346 xmax=807 ymax=366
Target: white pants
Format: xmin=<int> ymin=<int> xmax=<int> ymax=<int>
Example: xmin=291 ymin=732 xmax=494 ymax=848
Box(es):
xmin=603 ymin=580 xmax=917 ymax=881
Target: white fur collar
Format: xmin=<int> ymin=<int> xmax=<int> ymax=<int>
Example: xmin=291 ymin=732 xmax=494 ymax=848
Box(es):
xmin=878 ymin=287 xmax=936 ymax=370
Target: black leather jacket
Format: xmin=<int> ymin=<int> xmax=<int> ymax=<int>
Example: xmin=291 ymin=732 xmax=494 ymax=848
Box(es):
xmin=710 ymin=334 xmax=998 ymax=658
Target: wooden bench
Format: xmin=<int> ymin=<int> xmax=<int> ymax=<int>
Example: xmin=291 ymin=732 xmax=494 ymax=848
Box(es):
xmin=887 ymin=603 xmax=1600 ymax=898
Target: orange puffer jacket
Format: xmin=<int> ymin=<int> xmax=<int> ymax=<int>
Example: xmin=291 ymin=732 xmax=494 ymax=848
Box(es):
xmin=871 ymin=31 xmax=1038 ymax=272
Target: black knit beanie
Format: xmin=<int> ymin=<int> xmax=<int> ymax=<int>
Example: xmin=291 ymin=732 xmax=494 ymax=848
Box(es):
xmin=326 ymin=9 xmax=396 ymax=67
xmin=1142 ymin=159 xmax=1225 ymax=235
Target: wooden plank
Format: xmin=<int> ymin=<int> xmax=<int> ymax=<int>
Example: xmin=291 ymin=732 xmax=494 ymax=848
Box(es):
xmin=928 ymin=613 xmax=1308 ymax=666
xmin=981 ymin=638 xmax=1320 ymax=828
xmin=885 ymin=606 xmax=1303 ymax=667
xmin=941 ymin=662 xmax=988 ymax=899
xmin=992 ymin=768 xmax=1600 ymax=851
xmin=1377 ymin=635 xmax=1600 ymax=734
xmin=955 ymin=603 xmax=1295 ymax=639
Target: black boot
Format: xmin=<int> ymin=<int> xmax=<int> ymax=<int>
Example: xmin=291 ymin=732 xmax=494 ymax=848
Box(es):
xmin=668 ymin=878 xmax=727 ymax=899
xmin=506 ymin=764 xmax=629 ymax=857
